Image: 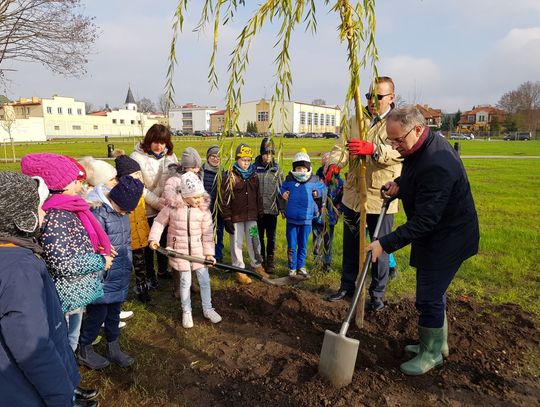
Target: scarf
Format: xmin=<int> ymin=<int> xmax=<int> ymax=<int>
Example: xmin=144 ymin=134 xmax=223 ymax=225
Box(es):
xmin=0 ymin=236 xmax=43 ymax=254
xmin=292 ymin=170 xmax=312 ymax=183
xmin=42 ymin=194 xmax=111 ymax=255
xmin=233 ymin=162 xmax=254 ymax=180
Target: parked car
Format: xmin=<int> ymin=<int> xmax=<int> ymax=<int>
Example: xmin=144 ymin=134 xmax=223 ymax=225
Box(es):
xmin=284 ymin=132 xmax=299 ymax=138
xmin=504 ymin=132 xmax=531 ymax=141
xmin=323 ymin=132 xmax=339 ymax=139
xmin=304 ymin=132 xmax=321 ymax=138
xmin=449 ymin=133 xmax=471 ymax=140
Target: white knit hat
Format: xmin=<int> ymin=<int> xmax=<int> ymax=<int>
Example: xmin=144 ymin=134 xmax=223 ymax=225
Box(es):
xmin=179 ymin=172 xmax=205 ymax=198
xmin=292 ymin=149 xmax=311 ymax=171
xmin=79 ymin=157 xmax=117 ymax=187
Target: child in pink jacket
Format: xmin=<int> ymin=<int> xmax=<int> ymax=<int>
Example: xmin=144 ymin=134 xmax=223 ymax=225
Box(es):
xmin=149 ymin=172 xmax=222 ymax=328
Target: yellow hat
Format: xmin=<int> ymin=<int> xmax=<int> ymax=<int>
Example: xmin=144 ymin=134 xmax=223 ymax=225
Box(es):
xmin=235 ymin=143 xmax=253 ymax=158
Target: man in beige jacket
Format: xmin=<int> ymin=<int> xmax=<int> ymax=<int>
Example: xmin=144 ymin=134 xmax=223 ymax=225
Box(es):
xmin=326 ymin=76 xmax=402 ymax=311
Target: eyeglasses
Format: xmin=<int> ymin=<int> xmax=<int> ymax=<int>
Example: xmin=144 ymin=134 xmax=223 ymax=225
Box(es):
xmin=389 ymin=126 xmax=416 ymax=146
xmin=365 ymin=93 xmax=391 ymax=101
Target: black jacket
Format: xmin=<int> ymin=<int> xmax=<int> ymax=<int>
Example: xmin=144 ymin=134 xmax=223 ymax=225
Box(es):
xmin=379 ymin=130 xmax=479 ymax=269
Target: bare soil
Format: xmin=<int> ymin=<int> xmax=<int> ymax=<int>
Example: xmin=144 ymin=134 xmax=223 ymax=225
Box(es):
xmin=85 ymin=283 xmax=540 ymax=406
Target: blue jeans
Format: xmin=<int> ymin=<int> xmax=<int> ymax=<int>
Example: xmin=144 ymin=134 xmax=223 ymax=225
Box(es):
xmin=312 ymin=222 xmax=335 ymax=266
xmin=215 ymin=216 xmax=224 ymax=260
xmin=286 ymin=223 xmax=311 ymax=270
xmin=416 ymin=263 xmax=461 ymax=328
xmin=65 ymin=308 xmax=83 ymax=352
xmin=179 ymin=267 xmax=212 ymax=313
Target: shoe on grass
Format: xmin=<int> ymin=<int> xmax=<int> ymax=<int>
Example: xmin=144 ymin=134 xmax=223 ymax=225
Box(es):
xmin=182 ymin=312 xmax=194 ymax=329
xmin=297 ymin=267 xmax=310 ymax=278
xmin=203 ymin=308 xmax=222 ymax=324
xmin=288 ymin=269 xmax=297 ymax=277
xmin=119 ymin=310 xmax=133 ymax=321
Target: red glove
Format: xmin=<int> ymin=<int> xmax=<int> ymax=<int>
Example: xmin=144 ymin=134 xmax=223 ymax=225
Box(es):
xmin=347 ymin=139 xmax=375 ymax=156
xmin=324 ymin=164 xmax=340 ymax=184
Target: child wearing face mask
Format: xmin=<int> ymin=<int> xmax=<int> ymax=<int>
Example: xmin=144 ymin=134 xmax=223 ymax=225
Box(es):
xmin=149 ymin=172 xmax=222 ymax=329
xmin=280 ymin=149 xmax=326 ymax=278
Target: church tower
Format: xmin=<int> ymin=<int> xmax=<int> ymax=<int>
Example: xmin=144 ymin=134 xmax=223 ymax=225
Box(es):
xmin=125 ymin=86 xmax=137 ymax=111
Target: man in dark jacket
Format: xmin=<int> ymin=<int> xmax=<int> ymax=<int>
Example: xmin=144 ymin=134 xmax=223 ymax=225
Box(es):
xmin=368 ymin=105 xmax=479 ymax=376
xmin=0 ymin=172 xmax=98 ymax=407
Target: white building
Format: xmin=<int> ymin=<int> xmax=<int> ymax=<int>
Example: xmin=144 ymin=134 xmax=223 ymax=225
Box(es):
xmin=237 ymin=99 xmax=341 ymax=134
xmin=168 ymin=103 xmax=218 ymax=133
xmin=0 ymin=88 xmax=159 ymax=141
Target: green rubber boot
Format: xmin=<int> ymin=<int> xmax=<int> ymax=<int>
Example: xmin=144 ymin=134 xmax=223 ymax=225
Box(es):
xmin=400 ymin=325 xmax=444 ymax=376
xmin=405 ymin=314 xmax=449 ymax=357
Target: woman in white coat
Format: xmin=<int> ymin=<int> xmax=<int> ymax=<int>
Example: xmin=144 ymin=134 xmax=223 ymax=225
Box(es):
xmin=131 ymin=124 xmax=178 ymax=288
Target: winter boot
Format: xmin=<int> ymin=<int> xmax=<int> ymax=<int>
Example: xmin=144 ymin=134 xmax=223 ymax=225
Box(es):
xmin=203 ymin=308 xmax=222 ymax=324
xmin=252 ymin=265 xmax=269 ymax=279
xmin=148 ymin=276 xmax=159 ymax=290
xmin=266 ymin=254 xmax=275 ymax=274
xmin=172 ymin=269 xmax=181 ymax=299
xmin=400 ymin=325 xmax=444 ymax=375
xmin=106 ymin=339 xmax=134 ymax=368
xmin=77 ymin=344 xmax=110 ymax=370
xmin=235 ymin=272 xmax=252 ymax=285
xmin=136 ymin=282 xmax=151 ymax=303
xmin=405 ymin=314 xmax=449 ymax=357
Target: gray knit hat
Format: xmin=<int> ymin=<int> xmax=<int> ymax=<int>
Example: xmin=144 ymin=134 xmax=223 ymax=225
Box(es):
xmin=0 ymin=172 xmax=40 ymax=237
xmin=206 ymin=145 xmax=219 ymax=159
xmin=181 ymin=147 xmax=202 ymax=169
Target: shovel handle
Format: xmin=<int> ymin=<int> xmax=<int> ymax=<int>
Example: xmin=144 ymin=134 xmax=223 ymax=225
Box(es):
xmin=156 ymin=246 xmax=268 ymax=282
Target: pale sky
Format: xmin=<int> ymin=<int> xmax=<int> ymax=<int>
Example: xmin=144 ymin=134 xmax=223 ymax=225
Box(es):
xmin=2 ymin=0 xmax=539 ymax=113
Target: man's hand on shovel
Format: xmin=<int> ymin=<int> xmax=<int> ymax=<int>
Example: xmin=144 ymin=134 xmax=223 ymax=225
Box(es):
xmin=367 ymin=240 xmax=384 ymax=263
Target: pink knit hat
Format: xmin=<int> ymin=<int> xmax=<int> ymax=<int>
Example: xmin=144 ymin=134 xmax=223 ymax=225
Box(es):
xmin=21 ymin=153 xmax=86 ymax=191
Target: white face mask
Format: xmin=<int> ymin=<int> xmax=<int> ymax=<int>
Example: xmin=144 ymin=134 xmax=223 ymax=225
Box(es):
xmin=292 ymin=170 xmax=311 ymax=182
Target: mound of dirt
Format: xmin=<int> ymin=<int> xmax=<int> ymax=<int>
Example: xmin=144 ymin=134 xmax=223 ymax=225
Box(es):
xmin=87 ymin=283 xmax=540 ymax=406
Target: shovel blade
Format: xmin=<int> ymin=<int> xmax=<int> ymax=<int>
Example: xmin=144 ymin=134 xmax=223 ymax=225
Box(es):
xmin=318 ymin=329 xmax=359 ymax=388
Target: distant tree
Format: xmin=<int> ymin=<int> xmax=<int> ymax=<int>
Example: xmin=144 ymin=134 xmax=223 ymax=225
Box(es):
xmin=84 ymin=102 xmax=93 ymax=114
xmin=489 ymin=115 xmax=500 ymax=136
xmin=312 ymin=98 xmax=326 ymax=106
xmin=0 ymin=0 xmax=98 ymax=81
xmin=440 ymin=113 xmax=454 ymax=132
xmin=503 ymin=116 xmax=518 ymax=133
xmin=137 ymin=98 xmax=156 ymax=113
xmin=453 ymin=110 xmax=461 ymax=130
xmin=158 ymin=93 xmax=169 ymax=115
xmin=497 ymin=81 xmax=540 ymax=132
xmin=0 ymin=105 xmax=17 ymax=162
xmin=394 ymin=94 xmax=407 ymax=108
xmin=246 ymin=121 xmax=258 ymax=133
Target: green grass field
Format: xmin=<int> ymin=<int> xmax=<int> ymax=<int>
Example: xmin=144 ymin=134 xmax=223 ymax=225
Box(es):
xmin=1 ymin=138 xmax=539 ymax=316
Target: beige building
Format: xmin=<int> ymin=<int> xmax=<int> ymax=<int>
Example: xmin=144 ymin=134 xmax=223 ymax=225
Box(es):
xmin=0 ymin=88 xmax=159 ymax=141
xmin=237 ymin=99 xmax=341 ymax=134
xmin=210 ymin=109 xmax=227 ymax=132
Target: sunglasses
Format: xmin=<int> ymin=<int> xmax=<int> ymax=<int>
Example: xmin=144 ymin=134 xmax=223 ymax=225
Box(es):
xmin=365 ymin=93 xmax=391 ymax=101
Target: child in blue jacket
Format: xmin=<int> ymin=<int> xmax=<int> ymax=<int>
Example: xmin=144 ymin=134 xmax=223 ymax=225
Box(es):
xmin=280 ymin=149 xmax=326 ymax=277
xmin=79 ymin=176 xmax=143 ymax=370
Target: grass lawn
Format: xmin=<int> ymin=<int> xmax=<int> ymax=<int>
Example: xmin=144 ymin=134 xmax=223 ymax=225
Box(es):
xmin=1 ymin=138 xmax=539 ymax=316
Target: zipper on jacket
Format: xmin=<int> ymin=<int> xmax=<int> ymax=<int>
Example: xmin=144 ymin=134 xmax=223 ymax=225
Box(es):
xmin=187 ymin=207 xmax=193 ymax=272
xmin=173 ymin=236 xmax=176 ymax=250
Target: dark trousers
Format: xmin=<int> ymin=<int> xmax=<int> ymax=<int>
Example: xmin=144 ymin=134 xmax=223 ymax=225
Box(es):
xmin=312 ymin=222 xmax=335 ymax=266
xmin=145 ymin=216 xmax=169 ymax=277
xmin=339 ymin=205 xmax=393 ymax=298
xmin=79 ymin=302 xmax=122 ymax=345
xmin=416 ymin=263 xmax=460 ymax=328
xmin=366 ymin=212 xmax=393 ymax=299
xmin=132 ymin=247 xmax=147 ymax=285
xmin=257 ymin=214 xmax=278 ymax=260
xmin=215 ymin=215 xmax=224 ymax=260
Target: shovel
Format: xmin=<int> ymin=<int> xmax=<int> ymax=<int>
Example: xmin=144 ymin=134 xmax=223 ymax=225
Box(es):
xmin=156 ymin=246 xmax=299 ymax=287
xmin=318 ymin=194 xmax=393 ymax=388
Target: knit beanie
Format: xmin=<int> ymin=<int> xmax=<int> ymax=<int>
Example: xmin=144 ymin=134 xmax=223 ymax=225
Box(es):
xmin=181 ymin=147 xmax=202 ymax=169
xmin=115 ymin=155 xmax=141 ymax=177
xmin=206 ymin=145 xmax=220 ymax=159
xmin=79 ymin=157 xmax=117 ymax=187
xmin=0 ymin=172 xmax=40 ymax=237
xmin=21 ymin=153 xmax=86 ymax=191
xmin=109 ymin=175 xmax=144 ymax=212
xmin=292 ymin=148 xmax=311 ymax=171
xmin=260 ymin=137 xmax=275 ymax=155
xmin=235 ymin=143 xmax=253 ymax=159
xmin=179 ymin=172 xmax=205 ymax=198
